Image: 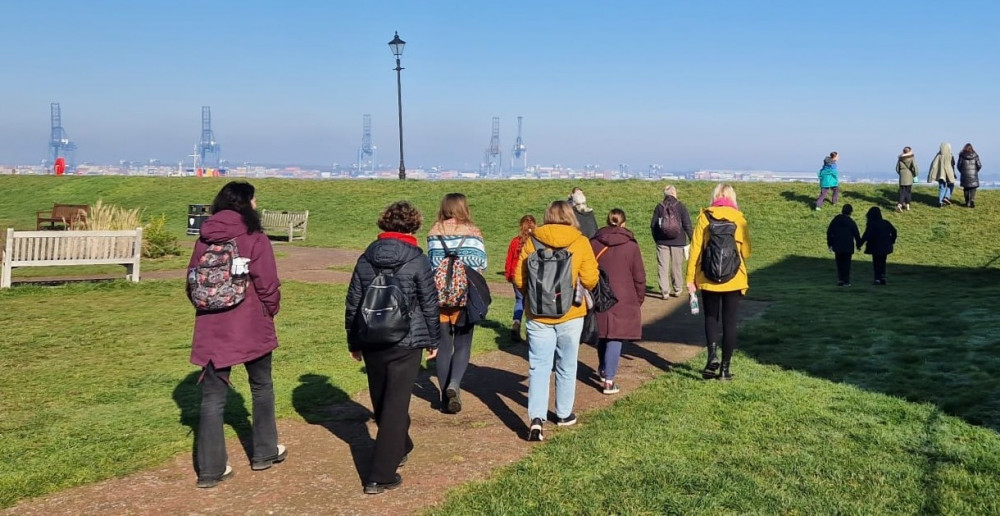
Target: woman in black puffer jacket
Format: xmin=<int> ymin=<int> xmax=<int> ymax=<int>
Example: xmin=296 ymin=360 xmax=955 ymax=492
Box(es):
xmin=957 ymin=143 xmax=983 ymax=208
xmin=345 ymin=201 xmax=440 ymax=495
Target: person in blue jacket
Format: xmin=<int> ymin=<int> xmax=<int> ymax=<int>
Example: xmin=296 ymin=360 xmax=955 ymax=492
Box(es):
xmin=815 ymin=151 xmax=839 ymax=211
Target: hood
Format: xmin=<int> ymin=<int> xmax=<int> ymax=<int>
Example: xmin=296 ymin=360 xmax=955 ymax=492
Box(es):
xmin=199 ymin=209 xmax=249 ymax=243
xmin=898 ymin=152 xmax=914 ymax=161
xmin=823 ymin=157 xmax=837 ymax=167
xmin=959 ymin=150 xmax=978 ymax=160
xmin=363 ymin=237 xmax=423 ymax=269
xmin=533 ymin=223 xmax=585 ymax=248
xmin=661 ymin=195 xmax=680 ymax=208
xmin=593 ymin=225 xmax=636 ymax=247
xmin=704 ymin=205 xmax=746 ymax=224
xmin=938 ymin=142 xmax=953 ymax=160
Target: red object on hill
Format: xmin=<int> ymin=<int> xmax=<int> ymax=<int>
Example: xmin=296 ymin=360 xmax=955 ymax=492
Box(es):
xmin=54 ymin=157 xmax=66 ymax=175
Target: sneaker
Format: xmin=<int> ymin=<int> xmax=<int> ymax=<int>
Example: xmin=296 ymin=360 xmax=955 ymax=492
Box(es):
xmin=196 ymin=464 xmax=234 ymax=488
xmin=528 ymin=418 xmax=544 ymax=441
xmin=602 ymin=382 xmax=620 ymax=395
xmin=905 ymin=204 xmax=911 ymax=211
xmin=669 ymin=291 xmax=681 ymax=298
xmin=837 ymin=281 xmax=844 ymax=287
xmin=895 ymin=203 xmax=903 ymax=213
xmin=444 ymin=386 xmax=462 ymax=413
xmin=598 ymin=370 xmax=606 ymax=384
xmin=555 ymin=413 xmax=578 ymax=426
xmin=844 ymin=283 xmax=851 ymax=287
xmin=364 ymin=474 xmax=403 ymax=495
xmin=943 ymin=197 xmax=952 ymax=205
xmin=815 ymin=206 xmax=821 ymax=211
xmin=661 ymin=292 xmax=669 ymax=300
xmin=251 ymin=444 xmax=287 ymax=471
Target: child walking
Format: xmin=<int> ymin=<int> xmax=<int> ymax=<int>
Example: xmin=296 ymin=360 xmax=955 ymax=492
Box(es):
xmin=895 ymin=147 xmax=919 ymax=212
xmin=504 ymin=214 xmax=536 ymax=342
xmin=815 ymin=152 xmax=840 ymax=211
xmin=826 ymin=204 xmax=861 ymax=286
xmin=858 ymin=207 xmax=897 ymax=285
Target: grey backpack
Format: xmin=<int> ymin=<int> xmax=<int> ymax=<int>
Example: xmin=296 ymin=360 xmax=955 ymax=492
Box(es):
xmin=525 ymin=236 xmax=575 ymax=317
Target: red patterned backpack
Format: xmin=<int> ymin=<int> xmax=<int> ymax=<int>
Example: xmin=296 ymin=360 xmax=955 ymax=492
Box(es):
xmin=434 ymin=236 xmax=469 ymax=308
xmin=187 ymin=239 xmax=249 ymax=311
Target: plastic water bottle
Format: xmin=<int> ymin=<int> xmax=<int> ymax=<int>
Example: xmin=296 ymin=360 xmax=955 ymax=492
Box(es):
xmin=689 ymin=292 xmax=700 ymax=315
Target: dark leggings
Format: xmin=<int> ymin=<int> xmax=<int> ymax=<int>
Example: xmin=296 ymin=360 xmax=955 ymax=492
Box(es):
xmin=964 ymin=187 xmax=978 ymax=205
xmin=701 ymin=291 xmax=742 ymax=364
xmin=873 ymin=254 xmax=887 ymax=282
xmin=898 ymin=185 xmax=912 ymax=205
xmin=436 ymin=322 xmax=474 ymax=392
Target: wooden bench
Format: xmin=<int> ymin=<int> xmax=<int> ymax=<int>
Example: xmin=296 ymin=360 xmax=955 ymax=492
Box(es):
xmin=2 ymin=228 xmax=143 ymax=288
xmin=261 ymin=209 xmax=309 ymax=242
xmin=36 ymin=204 xmax=90 ymax=230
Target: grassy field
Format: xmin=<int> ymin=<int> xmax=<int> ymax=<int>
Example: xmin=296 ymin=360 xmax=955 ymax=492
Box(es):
xmin=3 ymin=177 xmax=1000 ymax=512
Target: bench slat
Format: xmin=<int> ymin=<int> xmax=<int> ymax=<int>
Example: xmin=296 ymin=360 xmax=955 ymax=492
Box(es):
xmin=2 ymin=228 xmax=143 ymax=288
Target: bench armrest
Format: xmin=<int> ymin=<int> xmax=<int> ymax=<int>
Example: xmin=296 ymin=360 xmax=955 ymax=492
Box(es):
xmin=37 ymin=210 xmax=53 ymax=218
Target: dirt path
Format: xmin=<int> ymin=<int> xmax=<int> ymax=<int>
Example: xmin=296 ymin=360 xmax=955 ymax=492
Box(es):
xmin=6 ymin=246 xmax=767 ymax=515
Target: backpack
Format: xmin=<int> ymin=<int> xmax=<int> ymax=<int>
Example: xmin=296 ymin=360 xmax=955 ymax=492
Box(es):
xmin=699 ymin=212 xmax=741 ymax=283
xmin=525 ymin=236 xmax=575 ymax=317
xmin=187 ymin=239 xmax=248 ymax=311
xmin=591 ymin=246 xmax=619 ymax=313
xmin=433 ymin=236 xmax=469 ymax=308
xmin=657 ymin=200 xmax=683 ymax=240
xmin=463 ymin=267 xmax=492 ymax=326
xmin=353 ymin=264 xmax=412 ymax=346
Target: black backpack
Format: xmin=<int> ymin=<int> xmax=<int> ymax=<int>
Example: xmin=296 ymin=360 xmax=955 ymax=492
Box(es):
xmin=700 ymin=212 xmax=741 ymax=283
xmin=525 ymin=236 xmax=575 ymax=317
xmin=591 ymin=246 xmax=618 ymax=313
xmin=657 ymin=201 xmax=683 ymax=240
xmin=353 ymin=264 xmax=411 ymax=346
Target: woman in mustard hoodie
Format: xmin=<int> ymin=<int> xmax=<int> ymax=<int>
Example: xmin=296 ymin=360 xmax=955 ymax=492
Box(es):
xmin=515 ymin=200 xmax=599 ymax=442
xmin=686 ymin=184 xmax=751 ymax=381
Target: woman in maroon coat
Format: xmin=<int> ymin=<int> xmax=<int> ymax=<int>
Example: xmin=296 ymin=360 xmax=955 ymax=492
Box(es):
xmin=590 ymin=209 xmax=646 ymax=394
xmin=187 ymin=181 xmax=285 ymax=488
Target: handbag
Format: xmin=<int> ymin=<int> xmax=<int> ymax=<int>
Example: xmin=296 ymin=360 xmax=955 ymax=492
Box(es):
xmin=462 ymin=267 xmax=492 ymax=326
xmin=581 ymin=309 xmax=600 ymax=345
xmin=591 ymin=247 xmax=618 ymax=313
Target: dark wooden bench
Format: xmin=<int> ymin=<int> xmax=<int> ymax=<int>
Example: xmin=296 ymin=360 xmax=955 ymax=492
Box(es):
xmin=36 ymin=204 xmax=90 ymax=230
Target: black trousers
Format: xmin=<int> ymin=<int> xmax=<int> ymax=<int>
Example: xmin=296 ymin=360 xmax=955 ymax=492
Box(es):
xmin=835 ymin=252 xmax=852 ymax=284
xmin=363 ymin=346 xmax=421 ymax=484
xmin=964 ymin=187 xmax=978 ymax=205
xmin=872 ymin=254 xmax=887 ymax=282
xmin=701 ymin=290 xmax=742 ymax=364
xmin=436 ymin=322 xmax=474 ymax=394
xmin=898 ymin=185 xmax=912 ymax=205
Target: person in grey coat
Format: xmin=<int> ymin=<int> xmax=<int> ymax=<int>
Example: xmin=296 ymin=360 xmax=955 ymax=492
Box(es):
xmin=957 ymin=143 xmax=983 ymax=208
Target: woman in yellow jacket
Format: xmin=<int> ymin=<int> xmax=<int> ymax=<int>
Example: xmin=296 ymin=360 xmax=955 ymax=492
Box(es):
xmin=514 ymin=200 xmax=599 ymax=441
xmin=686 ymin=184 xmax=751 ymax=381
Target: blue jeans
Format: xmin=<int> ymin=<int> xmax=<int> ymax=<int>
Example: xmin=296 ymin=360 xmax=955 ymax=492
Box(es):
xmin=938 ymin=180 xmax=954 ymax=203
xmin=513 ymin=287 xmax=524 ymax=323
xmin=526 ymin=317 xmax=584 ymax=421
xmin=598 ymin=339 xmax=623 ymax=381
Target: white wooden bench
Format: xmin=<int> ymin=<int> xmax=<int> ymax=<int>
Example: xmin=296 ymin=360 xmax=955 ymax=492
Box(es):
xmin=2 ymin=228 xmax=143 ymax=288
xmin=261 ymin=209 xmax=309 ymax=242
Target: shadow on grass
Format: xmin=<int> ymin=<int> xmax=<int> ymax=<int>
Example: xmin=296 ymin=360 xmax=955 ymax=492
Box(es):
xmin=172 ymin=370 xmax=254 ymax=474
xmin=739 ymin=255 xmax=1000 ymax=431
xmin=291 ymin=373 xmax=373 ymax=485
xmin=781 ymin=190 xmax=819 ymax=209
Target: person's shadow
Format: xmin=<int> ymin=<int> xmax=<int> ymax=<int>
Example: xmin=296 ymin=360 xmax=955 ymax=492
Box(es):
xmin=781 ymin=190 xmax=818 ymax=209
xmin=173 ymin=370 xmax=254 ymax=475
xmin=292 ymin=373 xmax=374 ymax=484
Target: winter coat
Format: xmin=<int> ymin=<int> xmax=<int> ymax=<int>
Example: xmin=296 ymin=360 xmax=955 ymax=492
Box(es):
xmin=591 ymin=226 xmax=645 ymax=340
xmin=859 ymin=216 xmax=897 ymax=256
xmin=504 ymin=236 xmax=525 ymax=283
xmin=928 ymin=143 xmax=957 ymax=184
xmin=189 ymin=210 xmax=281 ymax=369
xmin=819 ymin=157 xmax=839 ymax=188
xmin=514 ymin=223 xmax=599 ymax=325
xmin=958 ymin=150 xmax=982 ymax=188
xmin=826 ymin=214 xmax=861 ymax=254
xmin=650 ymin=195 xmax=694 ymax=246
xmin=685 ymin=205 xmax=752 ymax=295
xmin=896 ymin=153 xmax=919 ymax=186
xmin=573 ymin=207 xmax=599 ymax=239
xmin=345 ymin=236 xmax=441 ymax=352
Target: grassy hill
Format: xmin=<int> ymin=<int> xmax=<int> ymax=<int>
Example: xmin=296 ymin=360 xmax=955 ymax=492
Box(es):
xmin=2 ymin=176 xmax=1000 ymax=512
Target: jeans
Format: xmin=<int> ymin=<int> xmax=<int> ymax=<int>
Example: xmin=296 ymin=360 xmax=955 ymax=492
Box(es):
xmin=197 ymin=352 xmax=278 ymax=481
xmin=937 ymin=180 xmax=954 ymax=203
xmin=512 ymin=287 xmax=524 ymax=323
xmin=436 ymin=322 xmax=474 ymax=394
xmin=816 ymin=187 xmax=839 ymax=207
xmin=526 ymin=317 xmax=584 ymax=421
xmin=655 ymin=244 xmax=685 ymax=295
xmin=363 ymin=346 xmax=422 ymax=484
xmin=597 ymin=339 xmax=623 ymax=381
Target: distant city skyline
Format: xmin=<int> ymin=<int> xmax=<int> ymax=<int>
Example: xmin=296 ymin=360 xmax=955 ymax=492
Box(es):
xmin=1 ymin=1 xmax=998 ymax=175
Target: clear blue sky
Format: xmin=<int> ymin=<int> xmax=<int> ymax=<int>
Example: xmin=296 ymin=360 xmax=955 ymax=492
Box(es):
xmin=2 ymin=0 xmax=998 ymax=174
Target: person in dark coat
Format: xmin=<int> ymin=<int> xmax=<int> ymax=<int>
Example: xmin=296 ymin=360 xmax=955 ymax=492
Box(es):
xmin=650 ymin=184 xmax=694 ymax=298
xmin=569 ymin=187 xmax=599 ymax=238
xmin=858 ymin=206 xmax=897 ymax=285
xmin=826 ymin=204 xmax=862 ymax=286
xmin=345 ymin=201 xmax=440 ymax=494
xmin=187 ymin=181 xmax=285 ymax=488
xmin=590 ymin=209 xmax=646 ymax=394
xmin=957 ymin=143 xmax=983 ymax=208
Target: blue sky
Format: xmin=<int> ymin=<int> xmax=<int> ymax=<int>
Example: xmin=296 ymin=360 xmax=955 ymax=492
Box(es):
xmin=1 ymin=0 xmax=998 ymax=174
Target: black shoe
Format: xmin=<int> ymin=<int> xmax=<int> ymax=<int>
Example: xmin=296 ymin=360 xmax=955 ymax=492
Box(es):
xmin=717 ymin=362 xmax=734 ymax=381
xmin=444 ymin=386 xmax=462 ymax=413
xmin=364 ymin=474 xmax=403 ymax=495
xmin=397 ymin=454 xmax=408 ymax=469
xmin=970 ymin=201 xmax=976 ymax=208
xmin=701 ymin=342 xmax=720 ymax=379
xmin=528 ymin=418 xmax=544 ymax=441
xmin=837 ymin=281 xmax=845 ymax=287
xmin=555 ymin=413 xmax=578 ymax=426
xmin=196 ymin=465 xmax=234 ymax=488
xmin=251 ymin=444 xmax=287 ymax=471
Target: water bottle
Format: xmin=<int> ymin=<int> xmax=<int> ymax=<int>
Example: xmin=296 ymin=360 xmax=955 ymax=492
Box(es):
xmin=689 ymin=292 xmax=700 ymax=315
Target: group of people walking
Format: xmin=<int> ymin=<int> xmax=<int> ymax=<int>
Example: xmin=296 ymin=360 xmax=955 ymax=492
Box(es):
xmin=185 ymin=180 xmax=754 ymax=494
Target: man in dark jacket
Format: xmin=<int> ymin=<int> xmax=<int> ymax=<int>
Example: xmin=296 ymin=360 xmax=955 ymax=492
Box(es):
xmin=345 ymin=201 xmax=440 ymax=495
xmin=650 ymin=185 xmax=693 ymax=298
xmin=826 ymin=203 xmax=862 ymax=286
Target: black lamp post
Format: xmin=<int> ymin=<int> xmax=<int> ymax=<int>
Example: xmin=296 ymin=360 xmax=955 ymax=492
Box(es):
xmin=389 ymin=31 xmax=406 ymax=180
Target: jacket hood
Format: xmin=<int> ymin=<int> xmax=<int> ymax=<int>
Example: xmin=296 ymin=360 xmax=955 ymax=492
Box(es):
xmin=898 ymin=152 xmax=914 ymax=160
xmin=823 ymin=156 xmax=837 ymax=167
xmin=938 ymin=143 xmax=953 ymax=160
xmin=199 ymin=209 xmax=250 ymax=243
xmin=704 ymin=205 xmax=746 ymax=224
xmin=593 ymin=225 xmax=636 ymax=247
xmin=363 ymin=237 xmax=423 ymax=269
xmin=959 ymin=150 xmax=979 ymax=160
xmin=533 ymin=223 xmax=585 ymax=248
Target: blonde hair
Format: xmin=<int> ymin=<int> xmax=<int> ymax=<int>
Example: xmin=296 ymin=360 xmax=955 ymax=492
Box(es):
xmin=437 ymin=193 xmax=472 ymax=224
xmin=544 ymin=200 xmax=579 ymax=227
xmin=663 ymin=184 xmax=677 ymax=198
xmin=711 ymin=184 xmax=738 ymax=205
xmin=606 ymin=208 xmax=626 ymax=226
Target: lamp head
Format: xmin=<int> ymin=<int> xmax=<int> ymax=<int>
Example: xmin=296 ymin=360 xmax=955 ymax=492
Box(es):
xmin=388 ymin=31 xmax=406 ymax=57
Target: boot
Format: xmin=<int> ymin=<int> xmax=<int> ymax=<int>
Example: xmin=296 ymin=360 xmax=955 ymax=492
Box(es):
xmin=701 ymin=343 xmax=720 ymax=379
xmin=718 ymin=361 xmax=733 ymax=381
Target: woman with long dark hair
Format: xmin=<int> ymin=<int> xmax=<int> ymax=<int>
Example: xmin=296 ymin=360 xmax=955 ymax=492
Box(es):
xmin=188 ymin=181 xmax=285 ymax=488
xmin=957 ymin=143 xmax=983 ymax=208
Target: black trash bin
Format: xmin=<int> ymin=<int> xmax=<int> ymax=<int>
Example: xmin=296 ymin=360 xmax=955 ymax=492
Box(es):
xmin=187 ymin=204 xmax=211 ymax=235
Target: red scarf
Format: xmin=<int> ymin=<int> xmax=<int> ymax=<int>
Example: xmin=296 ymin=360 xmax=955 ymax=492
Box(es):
xmin=377 ymin=232 xmax=418 ymax=246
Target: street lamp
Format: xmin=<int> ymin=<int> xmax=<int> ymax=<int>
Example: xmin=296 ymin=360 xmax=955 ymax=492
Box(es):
xmin=389 ymin=31 xmax=406 ymax=180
